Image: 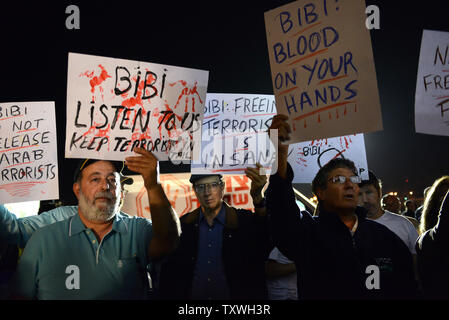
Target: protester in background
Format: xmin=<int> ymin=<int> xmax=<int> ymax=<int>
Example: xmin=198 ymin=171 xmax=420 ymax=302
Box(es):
xmin=403 ymin=200 xmax=417 ymax=219
xmin=403 ymin=200 xmax=420 ymax=231
xmin=381 ymin=194 xmax=402 ymax=214
xmin=8 ymin=148 xmax=180 ymax=299
xmin=265 ymin=247 xmax=298 ymax=300
xmin=415 ymin=187 xmax=431 ymax=222
xmin=157 ymin=164 xmax=271 ymax=300
xmin=416 ymin=179 xmax=449 ymax=299
xmin=266 ymin=114 xmax=417 ymax=299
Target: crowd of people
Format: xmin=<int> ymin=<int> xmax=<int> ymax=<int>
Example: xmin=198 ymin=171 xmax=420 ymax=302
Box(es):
xmin=0 ymin=116 xmax=448 ymax=300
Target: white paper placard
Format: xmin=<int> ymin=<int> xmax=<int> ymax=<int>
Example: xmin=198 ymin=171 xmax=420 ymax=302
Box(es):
xmin=0 ymin=101 xmax=59 ymax=203
xmin=66 ymin=52 xmax=209 ymax=161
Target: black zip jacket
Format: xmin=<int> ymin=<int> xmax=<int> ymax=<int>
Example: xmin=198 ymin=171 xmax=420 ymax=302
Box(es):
xmin=266 ymin=163 xmax=418 ymax=300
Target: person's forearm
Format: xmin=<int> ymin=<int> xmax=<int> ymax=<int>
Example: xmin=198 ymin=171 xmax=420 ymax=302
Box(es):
xmin=146 ymin=181 xmax=181 ymax=248
xmin=277 ymin=149 xmax=288 ymax=180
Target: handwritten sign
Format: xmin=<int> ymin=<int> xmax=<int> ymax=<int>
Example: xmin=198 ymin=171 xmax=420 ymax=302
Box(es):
xmin=287 ymin=133 xmax=368 ymax=183
xmin=264 ymin=0 xmax=382 ymax=143
xmin=415 ymin=29 xmax=449 ymax=136
xmin=65 ymin=52 xmax=209 ymax=161
xmin=121 ymin=173 xmax=255 ymax=218
xmin=0 ymin=102 xmax=59 ymax=203
xmin=191 ymin=93 xmax=277 ymax=174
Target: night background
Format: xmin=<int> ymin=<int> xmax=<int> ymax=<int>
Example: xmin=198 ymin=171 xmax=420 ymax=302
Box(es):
xmin=0 ymin=0 xmax=448 ymax=205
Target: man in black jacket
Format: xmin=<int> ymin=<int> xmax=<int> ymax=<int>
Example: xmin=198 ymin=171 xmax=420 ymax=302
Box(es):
xmin=416 ymin=190 xmax=449 ymax=298
xmin=266 ymin=115 xmax=417 ymax=299
xmin=157 ymin=165 xmax=271 ymax=300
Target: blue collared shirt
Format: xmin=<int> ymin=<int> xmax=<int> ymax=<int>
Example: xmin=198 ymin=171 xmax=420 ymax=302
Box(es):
xmin=190 ymin=204 xmax=230 ymax=300
xmin=12 ymin=209 xmax=153 ymax=300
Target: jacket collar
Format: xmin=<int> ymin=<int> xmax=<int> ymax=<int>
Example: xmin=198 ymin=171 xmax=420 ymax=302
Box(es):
xmin=183 ymin=202 xmax=239 ymax=229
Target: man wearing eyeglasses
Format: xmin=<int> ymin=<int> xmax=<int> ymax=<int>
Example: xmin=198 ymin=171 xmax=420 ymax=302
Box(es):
xmin=265 ymin=115 xmax=417 ymax=299
xmin=157 ymin=165 xmax=272 ymax=300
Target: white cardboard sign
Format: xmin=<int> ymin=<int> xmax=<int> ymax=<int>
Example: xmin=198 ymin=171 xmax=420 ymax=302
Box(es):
xmin=0 ymin=101 xmax=59 ymax=203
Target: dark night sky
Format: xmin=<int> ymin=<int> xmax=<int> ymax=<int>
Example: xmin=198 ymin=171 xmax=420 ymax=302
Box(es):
xmin=0 ymin=1 xmax=448 ymax=204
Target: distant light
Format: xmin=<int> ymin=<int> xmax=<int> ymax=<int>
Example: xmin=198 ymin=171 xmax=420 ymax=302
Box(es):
xmin=404 ymin=197 xmax=408 ymax=201
xmin=405 ymin=179 xmax=409 ymax=183
xmin=393 ymin=192 xmax=398 ymax=196
xmin=409 ymin=191 xmax=413 ymax=195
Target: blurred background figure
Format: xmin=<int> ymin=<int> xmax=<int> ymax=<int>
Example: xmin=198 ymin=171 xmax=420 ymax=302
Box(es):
xmin=416 ymin=176 xmax=449 ymax=299
xmin=415 ymin=187 xmax=431 ymax=223
xmin=0 ymin=241 xmax=18 ymax=299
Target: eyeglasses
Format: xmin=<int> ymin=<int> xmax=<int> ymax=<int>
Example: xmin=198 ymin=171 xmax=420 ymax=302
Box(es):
xmin=329 ymin=175 xmax=361 ymax=184
xmin=194 ymin=182 xmax=222 ymax=193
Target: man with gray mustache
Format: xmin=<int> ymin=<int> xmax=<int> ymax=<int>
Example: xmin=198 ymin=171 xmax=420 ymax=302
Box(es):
xmin=2 ymin=147 xmax=180 ymax=299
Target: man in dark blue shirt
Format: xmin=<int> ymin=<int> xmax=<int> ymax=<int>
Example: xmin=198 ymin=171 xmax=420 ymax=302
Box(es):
xmin=157 ymin=167 xmax=271 ymax=300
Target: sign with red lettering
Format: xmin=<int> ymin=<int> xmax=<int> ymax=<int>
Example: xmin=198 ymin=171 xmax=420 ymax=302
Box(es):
xmin=415 ymin=29 xmax=449 ymax=136
xmin=264 ymin=0 xmax=382 ymax=143
xmin=0 ymin=101 xmax=59 ymax=203
xmin=287 ymin=133 xmax=368 ymax=183
xmin=65 ymin=52 xmax=209 ymax=161
xmin=121 ymin=173 xmax=254 ymax=218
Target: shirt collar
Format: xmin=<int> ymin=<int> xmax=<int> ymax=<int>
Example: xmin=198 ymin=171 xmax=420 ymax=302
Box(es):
xmin=69 ymin=211 xmax=128 ymax=237
xmin=199 ymin=203 xmax=226 ymax=226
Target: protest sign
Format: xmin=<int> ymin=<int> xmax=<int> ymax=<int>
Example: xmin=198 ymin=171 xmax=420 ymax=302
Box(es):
xmin=287 ymin=133 xmax=368 ymax=183
xmin=415 ymin=29 xmax=449 ymax=136
xmin=0 ymin=101 xmax=59 ymax=203
xmin=66 ymin=52 xmax=209 ymax=161
xmin=121 ymin=173 xmax=256 ymax=218
xmin=191 ymin=93 xmax=277 ymax=174
xmin=264 ymin=0 xmax=382 ymax=143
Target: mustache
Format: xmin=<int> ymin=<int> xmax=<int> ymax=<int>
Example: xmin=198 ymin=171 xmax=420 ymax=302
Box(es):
xmin=95 ymin=191 xmax=114 ymax=200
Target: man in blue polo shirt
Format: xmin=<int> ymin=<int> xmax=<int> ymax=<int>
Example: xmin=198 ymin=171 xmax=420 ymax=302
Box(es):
xmin=7 ymin=148 xmax=180 ymax=299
